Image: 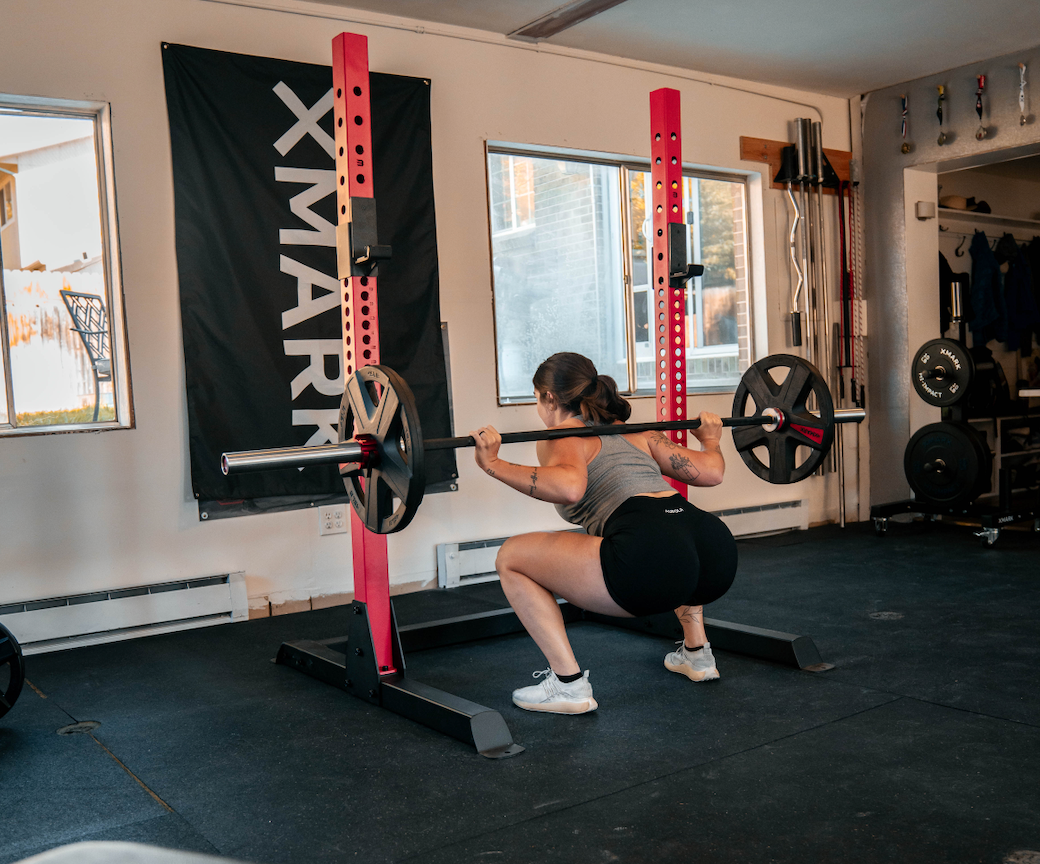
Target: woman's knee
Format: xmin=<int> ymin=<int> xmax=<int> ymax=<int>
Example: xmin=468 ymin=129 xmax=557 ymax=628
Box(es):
xmin=496 ymin=536 xmax=522 ymax=577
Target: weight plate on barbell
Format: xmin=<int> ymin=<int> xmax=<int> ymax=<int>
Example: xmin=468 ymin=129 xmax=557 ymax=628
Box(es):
xmin=911 ymin=338 xmax=974 ymax=407
xmin=904 ymin=421 xmax=990 ymax=508
xmin=339 ymin=365 xmax=427 ymax=534
xmin=0 ymin=622 xmax=26 ymax=720
xmin=731 ymin=354 xmax=834 ymax=484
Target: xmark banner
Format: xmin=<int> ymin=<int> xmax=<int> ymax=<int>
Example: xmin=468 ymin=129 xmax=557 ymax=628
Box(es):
xmin=162 ymin=43 xmax=456 ymax=518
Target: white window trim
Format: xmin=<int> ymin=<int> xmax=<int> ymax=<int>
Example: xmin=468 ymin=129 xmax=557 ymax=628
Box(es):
xmin=490 ymin=153 xmax=536 ymax=239
xmin=0 ymin=94 xmax=133 ymax=435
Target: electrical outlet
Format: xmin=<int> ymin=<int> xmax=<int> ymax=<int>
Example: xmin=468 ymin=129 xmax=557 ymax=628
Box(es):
xmin=319 ymin=504 xmax=348 ymax=535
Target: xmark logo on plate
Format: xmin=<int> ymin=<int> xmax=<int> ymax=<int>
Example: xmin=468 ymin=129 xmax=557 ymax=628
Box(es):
xmin=791 ymin=424 xmax=824 ymax=444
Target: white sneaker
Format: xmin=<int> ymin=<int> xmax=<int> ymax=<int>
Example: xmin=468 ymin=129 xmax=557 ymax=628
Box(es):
xmin=512 ymin=669 xmax=598 ymax=714
xmin=664 ymin=641 xmax=720 ymax=682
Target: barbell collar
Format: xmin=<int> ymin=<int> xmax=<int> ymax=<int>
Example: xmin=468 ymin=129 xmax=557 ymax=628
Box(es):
xmin=221 ymin=440 xmax=365 ymax=475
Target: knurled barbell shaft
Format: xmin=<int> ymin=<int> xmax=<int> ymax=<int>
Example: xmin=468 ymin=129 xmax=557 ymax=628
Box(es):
xmin=428 ymin=416 xmax=758 ymax=451
xmin=426 ymin=407 xmax=865 ymax=450
xmin=221 ymin=408 xmax=865 ymax=475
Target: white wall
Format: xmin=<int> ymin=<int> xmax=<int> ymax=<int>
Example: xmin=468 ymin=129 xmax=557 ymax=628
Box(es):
xmin=903 ymin=167 xmax=943 ymax=436
xmin=0 ymin=0 xmax=853 ymax=608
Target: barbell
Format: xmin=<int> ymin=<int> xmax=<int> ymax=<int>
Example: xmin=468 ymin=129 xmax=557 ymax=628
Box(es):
xmin=222 ymin=354 xmax=865 ymax=534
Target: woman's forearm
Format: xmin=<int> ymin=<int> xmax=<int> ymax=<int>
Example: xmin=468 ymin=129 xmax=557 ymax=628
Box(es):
xmin=649 ymin=431 xmax=725 ymax=487
xmin=481 ymin=458 xmax=585 ymax=504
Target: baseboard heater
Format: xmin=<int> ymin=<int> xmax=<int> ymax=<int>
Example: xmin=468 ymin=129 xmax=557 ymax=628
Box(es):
xmin=436 ymin=501 xmax=807 ymax=589
xmin=713 ymin=499 xmax=808 ymax=537
xmin=0 ymin=572 xmax=248 ymax=655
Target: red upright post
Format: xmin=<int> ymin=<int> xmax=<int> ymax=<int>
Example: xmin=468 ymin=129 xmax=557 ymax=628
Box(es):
xmin=332 ymin=32 xmax=395 ymax=675
xmin=649 ymin=88 xmax=688 ymax=493
xmin=274 ymin=33 xmax=524 ymax=758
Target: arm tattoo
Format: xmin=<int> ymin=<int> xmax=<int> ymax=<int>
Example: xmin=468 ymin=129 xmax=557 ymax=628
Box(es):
xmin=487 ymin=461 xmax=519 ymax=479
xmin=650 ymin=431 xmax=680 ymax=450
xmin=669 ymin=452 xmax=701 ymax=481
xmin=528 ymin=468 xmax=538 ymax=497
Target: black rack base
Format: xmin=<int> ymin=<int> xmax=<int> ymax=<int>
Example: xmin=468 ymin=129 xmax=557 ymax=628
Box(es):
xmin=275 ymin=593 xmax=834 ymax=758
xmin=870 ymin=498 xmax=1040 ymax=546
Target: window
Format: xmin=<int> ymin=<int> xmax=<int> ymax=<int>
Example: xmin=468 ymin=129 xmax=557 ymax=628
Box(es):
xmin=0 ymin=95 xmax=131 ymax=432
xmin=488 ymin=145 xmax=751 ymax=403
xmin=489 ymin=154 xmax=535 ymax=236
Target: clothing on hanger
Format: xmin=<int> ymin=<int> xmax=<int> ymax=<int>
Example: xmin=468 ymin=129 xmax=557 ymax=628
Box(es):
xmin=968 ymin=229 xmax=1004 ymax=341
xmin=1002 ymin=236 xmax=1040 ymax=351
xmin=1026 ymin=237 xmax=1040 ymax=344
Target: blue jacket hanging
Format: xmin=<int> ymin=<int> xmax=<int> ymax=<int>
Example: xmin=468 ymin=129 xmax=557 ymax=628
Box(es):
xmin=968 ymin=230 xmax=1003 ymax=341
xmin=1003 ymin=244 xmax=1040 ymax=351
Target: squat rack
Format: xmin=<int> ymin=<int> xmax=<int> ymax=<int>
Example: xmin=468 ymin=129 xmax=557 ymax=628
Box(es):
xmin=273 ymin=32 xmax=834 ymax=759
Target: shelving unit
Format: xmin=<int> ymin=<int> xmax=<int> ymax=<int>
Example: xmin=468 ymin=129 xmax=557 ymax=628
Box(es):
xmin=938 ymin=207 xmax=1040 ymax=234
xmin=968 ymin=414 xmax=1040 ymax=510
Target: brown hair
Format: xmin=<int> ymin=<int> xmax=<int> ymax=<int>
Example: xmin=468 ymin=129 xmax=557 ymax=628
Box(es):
xmin=532 ymin=352 xmax=631 ymax=424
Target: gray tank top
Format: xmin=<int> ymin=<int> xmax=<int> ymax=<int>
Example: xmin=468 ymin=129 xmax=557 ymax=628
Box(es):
xmin=555 ymin=424 xmax=675 ymax=536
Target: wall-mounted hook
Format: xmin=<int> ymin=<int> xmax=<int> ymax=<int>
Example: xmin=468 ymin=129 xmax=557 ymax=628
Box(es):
xmin=955 ymin=236 xmax=966 ymax=257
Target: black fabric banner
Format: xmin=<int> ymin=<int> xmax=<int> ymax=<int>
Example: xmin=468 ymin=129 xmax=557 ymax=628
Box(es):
xmin=162 ymin=43 xmax=456 ymax=510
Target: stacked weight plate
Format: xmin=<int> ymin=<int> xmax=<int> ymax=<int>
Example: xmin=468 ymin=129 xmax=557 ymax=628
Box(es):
xmin=0 ymin=621 xmax=25 ymax=720
xmin=905 ymin=339 xmax=991 ymax=507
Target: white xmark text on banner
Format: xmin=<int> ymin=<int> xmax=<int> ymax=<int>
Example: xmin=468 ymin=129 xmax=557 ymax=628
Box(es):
xmin=273 ymin=82 xmax=342 ymax=447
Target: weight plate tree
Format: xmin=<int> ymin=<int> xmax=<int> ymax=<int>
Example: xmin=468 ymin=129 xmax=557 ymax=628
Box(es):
xmin=0 ymin=621 xmax=25 ymax=719
xmin=903 ymin=421 xmax=992 ymax=507
xmin=731 ymin=354 xmax=835 ymax=484
xmin=912 ymin=338 xmax=974 ymax=406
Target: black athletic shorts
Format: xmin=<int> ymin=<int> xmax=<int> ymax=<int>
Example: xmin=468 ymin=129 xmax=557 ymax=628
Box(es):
xmin=598 ymin=495 xmax=737 ymax=617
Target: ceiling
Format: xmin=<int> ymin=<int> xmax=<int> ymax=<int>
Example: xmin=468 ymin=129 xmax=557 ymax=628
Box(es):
xmin=306 ymin=0 xmax=1040 ymax=98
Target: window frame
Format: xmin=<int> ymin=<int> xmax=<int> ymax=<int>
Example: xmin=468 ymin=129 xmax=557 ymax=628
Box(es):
xmin=0 ymin=93 xmax=133 ymax=436
xmin=485 ymin=141 xmax=754 ymax=405
xmin=489 ymin=153 xmax=536 ymax=239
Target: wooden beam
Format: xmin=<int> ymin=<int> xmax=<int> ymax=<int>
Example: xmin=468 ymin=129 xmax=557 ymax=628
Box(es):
xmin=739 ymin=136 xmax=851 ymax=194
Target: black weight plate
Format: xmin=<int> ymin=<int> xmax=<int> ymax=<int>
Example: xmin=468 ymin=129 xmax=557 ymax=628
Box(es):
xmin=0 ymin=621 xmax=25 ymax=720
xmin=731 ymin=354 xmax=835 ymax=484
xmin=966 ymin=422 xmax=993 ymax=501
xmin=911 ymin=339 xmax=974 ymax=406
xmin=339 ymin=365 xmax=426 ymax=534
xmin=903 ymin=421 xmax=988 ymax=507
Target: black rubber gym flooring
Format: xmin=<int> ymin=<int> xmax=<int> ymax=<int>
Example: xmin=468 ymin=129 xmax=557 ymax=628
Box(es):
xmin=2 ymin=521 xmax=1038 ymax=864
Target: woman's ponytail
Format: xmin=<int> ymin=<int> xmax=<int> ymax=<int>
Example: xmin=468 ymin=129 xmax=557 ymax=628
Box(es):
xmin=579 ymin=375 xmax=631 ymax=424
xmin=533 ymin=353 xmax=631 ymax=424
